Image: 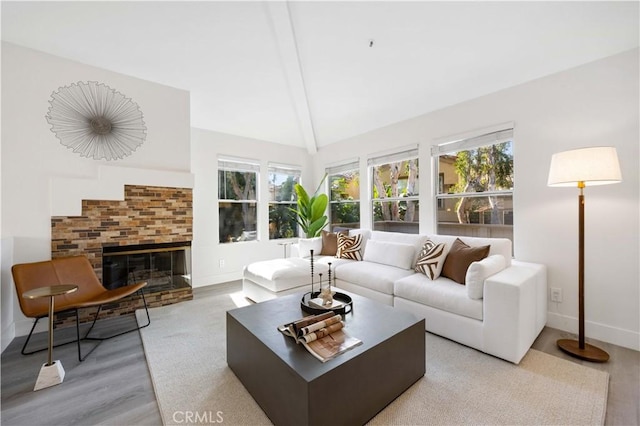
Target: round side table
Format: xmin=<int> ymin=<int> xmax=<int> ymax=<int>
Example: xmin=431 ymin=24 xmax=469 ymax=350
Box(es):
xmin=23 ymin=284 xmax=78 ymax=391
xmin=277 ymin=241 xmax=293 ymax=258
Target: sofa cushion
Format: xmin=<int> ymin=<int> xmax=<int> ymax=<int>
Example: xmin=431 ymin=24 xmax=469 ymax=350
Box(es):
xmin=314 ymin=255 xmax=355 ymax=286
xmin=335 ymin=261 xmax=414 ymax=295
xmin=348 ymin=229 xmax=371 ymax=252
xmin=363 ymin=240 xmax=415 ymax=270
xmin=370 ymin=230 xmax=426 ymax=245
xmin=337 ymin=233 xmax=364 ymax=260
xmin=394 ymin=274 xmax=483 ymax=321
xmin=370 ymin=231 xmax=428 ymax=268
xmin=315 ymin=256 xmax=354 ymax=269
xmin=441 ymin=238 xmax=490 ymax=284
xmin=466 ymin=255 xmax=507 ymax=299
xmin=298 ymin=237 xmax=322 ymax=258
xmin=414 ymin=239 xmax=448 ymax=279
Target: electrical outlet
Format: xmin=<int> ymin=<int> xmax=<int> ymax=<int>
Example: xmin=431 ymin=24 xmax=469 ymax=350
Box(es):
xmin=219 ymin=259 xmax=225 ymax=269
xmin=550 ymin=287 xmax=562 ymax=303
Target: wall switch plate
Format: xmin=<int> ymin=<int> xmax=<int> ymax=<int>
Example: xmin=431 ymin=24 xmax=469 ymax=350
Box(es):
xmin=550 ymin=287 xmax=562 ymax=302
xmin=219 ymin=259 xmax=225 ymax=269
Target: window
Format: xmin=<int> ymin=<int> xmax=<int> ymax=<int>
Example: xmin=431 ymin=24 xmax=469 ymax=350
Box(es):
xmin=327 ymin=161 xmax=360 ymax=230
xmin=268 ymin=164 xmax=300 ymax=239
xmin=369 ymin=148 xmax=419 ymax=234
xmin=433 ymin=127 xmax=514 ymax=242
xmin=218 ymin=158 xmax=258 ymax=243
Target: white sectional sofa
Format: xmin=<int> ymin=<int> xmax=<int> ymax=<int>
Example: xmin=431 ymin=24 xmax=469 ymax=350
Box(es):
xmin=244 ymin=229 xmax=547 ymax=364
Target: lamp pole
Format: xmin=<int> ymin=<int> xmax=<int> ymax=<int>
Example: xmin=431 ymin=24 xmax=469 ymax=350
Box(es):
xmin=556 ymin=182 xmax=609 ymax=362
xmin=578 ymin=182 xmax=585 ymax=350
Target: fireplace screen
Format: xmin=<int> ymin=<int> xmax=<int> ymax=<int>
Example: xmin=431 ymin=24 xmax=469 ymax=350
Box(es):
xmin=102 ymin=242 xmax=191 ymax=292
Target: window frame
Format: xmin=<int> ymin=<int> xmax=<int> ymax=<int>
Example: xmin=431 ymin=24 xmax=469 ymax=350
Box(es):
xmin=267 ymin=163 xmax=301 ymax=240
xmin=217 ymin=157 xmax=259 ymax=244
xmin=326 ymin=160 xmax=361 ymax=231
xmin=432 ymin=127 xmax=514 ymax=240
xmin=368 ymin=148 xmax=420 ymax=233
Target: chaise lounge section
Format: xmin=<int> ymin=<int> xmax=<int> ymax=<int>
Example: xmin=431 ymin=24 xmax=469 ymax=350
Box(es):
xmin=242 ymin=257 xmax=328 ymax=303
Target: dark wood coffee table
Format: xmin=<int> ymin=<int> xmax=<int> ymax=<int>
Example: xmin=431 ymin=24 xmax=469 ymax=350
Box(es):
xmin=226 ymin=290 xmax=425 ymax=426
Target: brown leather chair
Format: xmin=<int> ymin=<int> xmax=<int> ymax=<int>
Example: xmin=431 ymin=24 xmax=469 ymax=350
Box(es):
xmin=12 ymin=255 xmax=150 ymax=361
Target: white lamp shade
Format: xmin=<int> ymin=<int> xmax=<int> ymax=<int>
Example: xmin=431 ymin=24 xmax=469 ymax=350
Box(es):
xmin=548 ymin=146 xmax=622 ymax=187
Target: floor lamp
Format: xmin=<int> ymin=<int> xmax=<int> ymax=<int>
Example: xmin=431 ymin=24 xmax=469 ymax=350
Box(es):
xmin=547 ymin=146 xmax=622 ymax=362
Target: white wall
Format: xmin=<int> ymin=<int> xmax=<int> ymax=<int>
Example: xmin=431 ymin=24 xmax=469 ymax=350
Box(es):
xmin=1 ymin=43 xmax=191 ymax=349
xmin=2 ymin=42 xmax=638 ymax=352
xmin=313 ymin=48 xmax=640 ymax=350
xmin=190 ymin=128 xmax=314 ymax=287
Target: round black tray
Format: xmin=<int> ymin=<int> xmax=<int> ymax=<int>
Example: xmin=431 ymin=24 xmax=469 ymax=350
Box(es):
xmin=300 ymin=291 xmax=353 ymax=315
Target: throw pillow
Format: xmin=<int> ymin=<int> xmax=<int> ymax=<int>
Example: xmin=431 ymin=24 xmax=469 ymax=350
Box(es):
xmin=414 ymin=239 xmax=448 ymax=279
xmin=441 ymin=238 xmax=490 ymax=285
xmin=320 ymin=230 xmax=347 ymax=256
xmin=466 ymin=255 xmax=506 ymax=299
xmin=363 ymin=240 xmax=416 ymax=270
xmin=336 ymin=233 xmax=363 ymax=261
xmin=298 ymin=237 xmax=323 ymax=258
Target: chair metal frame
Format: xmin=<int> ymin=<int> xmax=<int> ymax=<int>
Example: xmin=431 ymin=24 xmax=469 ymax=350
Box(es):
xmin=21 ymin=289 xmax=151 ymax=362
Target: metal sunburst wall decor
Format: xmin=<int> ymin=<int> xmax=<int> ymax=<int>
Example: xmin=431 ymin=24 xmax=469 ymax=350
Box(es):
xmin=45 ymin=81 xmax=147 ymax=161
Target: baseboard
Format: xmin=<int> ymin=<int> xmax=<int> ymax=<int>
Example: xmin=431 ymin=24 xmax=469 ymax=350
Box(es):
xmin=1 ymin=321 xmax=15 ymax=353
xmin=547 ymin=312 xmax=640 ymax=352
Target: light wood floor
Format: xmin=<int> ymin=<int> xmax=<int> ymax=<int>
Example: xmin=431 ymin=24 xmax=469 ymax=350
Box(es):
xmin=2 ymin=281 xmax=638 ymax=425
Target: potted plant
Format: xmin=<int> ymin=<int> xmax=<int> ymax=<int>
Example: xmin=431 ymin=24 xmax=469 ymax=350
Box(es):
xmin=290 ymin=174 xmax=328 ymax=238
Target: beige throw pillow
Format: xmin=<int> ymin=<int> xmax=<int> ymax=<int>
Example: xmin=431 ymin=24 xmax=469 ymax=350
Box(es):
xmin=320 ymin=230 xmax=347 ymax=256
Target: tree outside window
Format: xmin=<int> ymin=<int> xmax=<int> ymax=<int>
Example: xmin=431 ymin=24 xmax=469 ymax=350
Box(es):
xmin=370 ymin=151 xmax=419 ymax=234
xmin=218 ymin=159 xmax=258 ymax=243
xmin=328 ymin=168 xmax=360 ymax=230
xmin=268 ymin=165 xmax=300 ymax=239
xmin=435 ymin=130 xmax=514 ymax=242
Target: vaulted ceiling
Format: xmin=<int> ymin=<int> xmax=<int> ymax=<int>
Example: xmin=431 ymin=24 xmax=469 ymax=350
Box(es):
xmin=2 ymin=1 xmax=638 ymax=153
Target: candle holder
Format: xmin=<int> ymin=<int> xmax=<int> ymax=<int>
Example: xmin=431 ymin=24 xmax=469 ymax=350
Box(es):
xmin=310 ymin=249 xmax=315 ymax=294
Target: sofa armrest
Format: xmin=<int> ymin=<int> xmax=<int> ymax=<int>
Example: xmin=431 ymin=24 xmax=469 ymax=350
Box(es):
xmin=482 ymin=261 xmax=547 ymax=364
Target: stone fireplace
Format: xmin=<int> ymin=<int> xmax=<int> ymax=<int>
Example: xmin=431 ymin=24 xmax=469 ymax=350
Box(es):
xmin=51 ymin=184 xmax=193 ymax=327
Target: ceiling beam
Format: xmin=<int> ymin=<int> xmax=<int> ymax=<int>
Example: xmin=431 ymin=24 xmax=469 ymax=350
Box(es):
xmin=265 ymin=1 xmax=318 ymax=154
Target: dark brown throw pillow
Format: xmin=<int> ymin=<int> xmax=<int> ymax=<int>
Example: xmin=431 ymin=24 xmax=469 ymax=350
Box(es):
xmin=319 ymin=230 xmax=347 ymax=256
xmin=441 ymin=238 xmax=490 ymax=285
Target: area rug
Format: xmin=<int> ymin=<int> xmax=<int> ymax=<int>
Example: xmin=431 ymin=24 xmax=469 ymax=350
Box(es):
xmin=137 ymin=294 xmax=608 ymax=426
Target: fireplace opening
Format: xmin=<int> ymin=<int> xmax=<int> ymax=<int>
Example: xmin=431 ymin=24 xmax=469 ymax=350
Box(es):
xmin=102 ymin=241 xmax=192 ymax=292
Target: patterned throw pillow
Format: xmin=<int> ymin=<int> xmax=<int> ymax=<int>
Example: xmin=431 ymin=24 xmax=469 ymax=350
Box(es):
xmin=336 ymin=233 xmax=363 ymax=261
xmin=415 ymin=239 xmax=448 ymax=279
